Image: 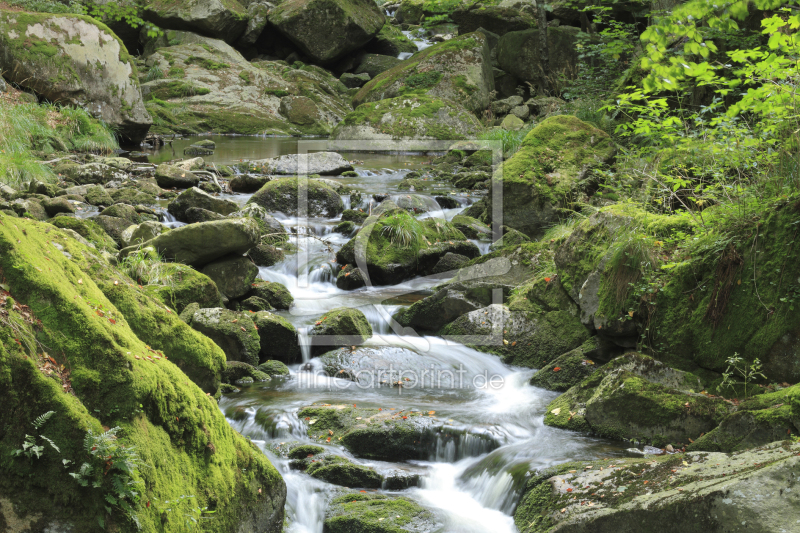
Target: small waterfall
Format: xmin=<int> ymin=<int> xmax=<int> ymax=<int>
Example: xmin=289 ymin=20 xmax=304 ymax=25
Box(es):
xmin=298 ymin=326 xmax=312 ymax=364
xmin=157 ymin=208 xmax=185 ymax=229
xmin=341 ymin=194 xmax=351 ymax=211
xmin=398 ymin=52 xmax=414 ymax=60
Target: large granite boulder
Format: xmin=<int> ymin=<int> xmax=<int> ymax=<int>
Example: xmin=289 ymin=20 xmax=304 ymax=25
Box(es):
xmin=245 ymin=152 xmax=354 ymax=175
xmin=183 ymin=306 xmax=261 ymax=366
xmin=167 ymin=186 xmax=239 ymax=222
xmin=143 ymin=0 xmax=249 ymax=44
xmin=247 ymin=177 xmax=344 ymax=217
xmin=201 ymin=255 xmax=259 ymax=299
xmin=497 ymin=26 xmax=581 ymax=88
xmin=0 ymin=11 xmax=151 ymax=142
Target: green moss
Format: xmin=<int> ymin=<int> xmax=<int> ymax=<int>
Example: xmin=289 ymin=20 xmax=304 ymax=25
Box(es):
xmin=324 ymin=493 xmax=432 ymax=533
xmin=48 ymin=216 xmax=118 ymax=252
xmin=0 ymin=213 xmax=283 ymax=532
xmin=187 ymin=56 xmax=229 ymax=70
xmin=144 ymin=263 xmax=224 ymax=313
xmin=144 ymin=80 xmax=211 ymax=100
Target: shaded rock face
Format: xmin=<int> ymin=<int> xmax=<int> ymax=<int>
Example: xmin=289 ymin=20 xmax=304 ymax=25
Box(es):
xmin=354 ymin=32 xmax=495 ymax=115
xmin=184 ymin=307 xmax=261 ymax=366
xmin=332 ymin=95 xmax=484 ymax=141
xmin=308 ymin=307 xmax=372 ymax=356
xmin=452 ymin=4 xmax=536 ymax=36
xmin=253 ymin=311 xmax=302 ymax=363
xmin=142 ymin=36 xmax=350 ymax=135
xmin=497 ymin=26 xmax=581 ymax=89
xmin=514 ymin=441 xmax=800 ymax=533
xmin=269 ymin=0 xmax=385 ymax=63
xmin=201 ymin=255 xmax=259 ymax=299
xmin=0 ymin=11 xmax=151 ymax=142
xmin=143 ymin=0 xmax=249 ymax=44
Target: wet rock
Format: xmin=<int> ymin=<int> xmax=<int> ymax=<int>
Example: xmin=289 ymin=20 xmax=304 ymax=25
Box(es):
xmin=167 ymin=186 xmax=239 ymax=222
xmin=247 ymin=244 xmax=285 ymax=267
xmin=336 ymin=265 xmax=367 ymax=290
xmin=341 ymin=209 xmax=369 ymax=223
xmin=334 ymin=220 xmax=356 ymax=234
xmin=124 ymin=217 xmax=260 ymax=267
xmin=514 ymin=441 xmax=800 ymax=533
xmin=292 ymin=452 xmax=382 ymax=489
xmin=250 ymin=281 xmax=294 ymax=310
xmin=247 ymin=177 xmax=344 ymax=217
xmin=201 ymin=254 xmax=258 ymax=299
xmin=434 ymin=196 xmax=460 ymax=209
xmin=229 ymin=174 xmax=271 ymax=193
xmin=529 ymin=338 xmax=599 ymax=392
xmin=238 ymin=295 xmax=273 ymax=312
xmin=0 ymin=12 xmax=152 ymax=142
xmin=258 ymin=360 xmax=290 ymax=376
xmin=42 ymin=197 xmax=75 ymax=217
xmin=253 ymin=311 xmax=302 ymax=363
xmin=269 ymin=0 xmax=385 ymax=63
xmin=394 ymin=287 xmax=483 ymax=332
xmin=452 ymin=214 xmax=491 ymax=239
xmin=183 ymin=307 xmax=261 ymax=366
xmin=247 ymin=152 xmax=354 ymax=176
xmin=324 ymin=493 xmax=436 ymax=533
xmin=155 ymin=164 xmax=201 ymax=189
xmin=545 ymin=353 xmax=727 ymax=447
xmin=432 ymin=252 xmax=469 ymax=274
xmin=222 ymin=361 xmax=270 ymax=383
xmin=308 ymin=307 xmax=372 ymax=356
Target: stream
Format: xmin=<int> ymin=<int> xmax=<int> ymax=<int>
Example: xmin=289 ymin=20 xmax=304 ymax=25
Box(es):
xmin=144 ymin=137 xmax=628 ymax=532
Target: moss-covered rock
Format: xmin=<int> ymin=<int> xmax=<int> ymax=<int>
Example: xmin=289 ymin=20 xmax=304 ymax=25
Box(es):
xmin=250 ymin=281 xmax=294 ymax=310
xmin=269 ymin=0 xmax=385 ymax=63
xmin=324 ymin=493 xmax=435 ymax=533
xmin=201 ymin=255 xmax=259 ymax=299
xmin=0 ymin=11 xmax=151 ymax=142
xmin=529 ymin=338 xmax=600 ymax=392
xmin=544 ymin=353 xmax=728 ymax=447
xmin=497 ymin=26 xmax=580 ymax=89
xmin=258 ymin=360 xmax=290 ymax=376
xmin=64 ymin=163 xmax=127 ymax=186
xmin=489 ymin=115 xmax=616 ymax=238
xmin=364 ymin=21 xmax=418 ymax=56
xmin=0 ymin=213 xmax=285 ymax=532
xmin=253 ymin=311 xmax=302 ymax=363
xmin=513 ymin=441 xmax=800 ymax=533
xmin=183 ymin=307 xmax=261 ymax=366
xmin=222 ymin=361 xmax=270 ymax=384
xmin=452 ymin=213 xmax=491 ymax=239
xmin=394 ymin=286 xmax=484 ymax=332
xmin=247 ymin=244 xmax=285 ymax=267
xmin=93 ymin=215 xmax=135 ymax=246
xmin=292 ymin=453 xmax=382 ymax=488
xmin=145 ymin=262 xmax=224 ymax=313
xmin=167 ymin=186 xmax=239 ymax=222
xmin=354 ymin=53 xmax=403 ymax=78
xmin=452 ymin=4 xmax=536 ymax=35
xmin=247 ymin=177 xmax=344 ymax=217
xmin=49 ymin=216 xmax=118 ymax=252
xmin=230 ymin=174 xmax=271 ymax=193
xmin=308 ymin=307 xmax=372 ymax=356
xmin=353 ymin=32 xmax=494 ymax=115
xmin=143 ymin=0 xmax=249 ymax=44
xmin=155 ymin=164 xmax=200 ymax=189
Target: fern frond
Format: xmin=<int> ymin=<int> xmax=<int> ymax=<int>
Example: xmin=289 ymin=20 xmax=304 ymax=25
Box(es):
xmin=32 ymin=411 xmax=55 ymax=430
xmin=40 ymin=435 xmax=60 ymax=453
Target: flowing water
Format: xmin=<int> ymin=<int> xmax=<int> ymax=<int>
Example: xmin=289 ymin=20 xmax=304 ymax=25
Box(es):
xmin=146 ymin=137 xmax=627 ymax=532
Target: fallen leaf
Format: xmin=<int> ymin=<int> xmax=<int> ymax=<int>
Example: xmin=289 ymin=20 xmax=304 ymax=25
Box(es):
xmin=553 ymin=367 xmax=562 ymax=372
xmin=551 ymin=408 xmax=561 ymax=415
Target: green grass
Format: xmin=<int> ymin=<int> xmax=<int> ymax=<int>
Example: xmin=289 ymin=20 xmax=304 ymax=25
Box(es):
xmin=478 ymin=122 xmax=535 ymax=157
xmin=0 ymin=100 xmax=117 ymax=188
xmin=119 ymin=248 xmax=175 ymax=287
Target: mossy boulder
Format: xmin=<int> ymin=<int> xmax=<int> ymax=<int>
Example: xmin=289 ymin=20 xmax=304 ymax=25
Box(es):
xmin=354 ymin=53 xmax=403 ymax=78
xmin=247 ymin=244 xmax=285 ymax=267
xmin=250 ymin=281 xmax=294 ymax=310
xmin=222 ymin=361 xmax=270 ymax=384
xmin=335 ymin=207 xmax=479 ymax=285
xmin=452 ymin=4 xmax=536 ymax=36
xmin=99 ymin=203 xmax=140 ymax=224
xmin=269 ymin=0 xmax=385 ymax=63
xmin=258 ymin=360 xmax=290 ymax=376
xmin=183 ymin=206 xmax=225 ymax=223
xmin=0 ymin=213 xmax=285 ymax=531
xmin=529 ymin=338 xmax=600 ymax=392
xmin=324 ymin=493 xmax=436 ymax=533
xmin=342 ymin=209 xmax=369 ymax=223
xmin=308 ymin=307 xmax=372 ymax=356
xmin=230 ymin=174 xmax=271 ymax=193
xmin=247 ymin=177 xmax=344 ymax=217
xmin=63 ymin=163 xmax=127 ymax=185
xmin=49 ymin=216 xmax=117 ymax=252
xmin=292 ymin=453 xmax=382 ymax=488
xmin=183 ymin=307 xmax=261 ymax=366
xmin=364 ymin=21 xmax=418 ymax=56
xmin=394 ymin=286 xmax=484 ymax=332
xmin=489 ymin=115 xmax=616 ymax=238
xmin=452 ymin=213 xmax=491 ymax=239
xmin=143 ymin=0 xmax=249 ymax=44
xmin=513 ymin=441 xmax=800 ymax=533
xmin=109 ymin=187 xmax=157 ymax=206
xmin=497 ymin=26 xmax=580 ymax=89
xmin=167 ymin=186 xmax=239 ymax=222
xmin=353 ymin=32 xmax=494 ymax=115
xmin=245 ymin=152 xmax=354 ymax=176
xmin=201 ymin=254 xmax=259 ymax=299
xmin=544 ymin=353 xmax=728 ymax=448
xmin=129 ymin=218 xmax=261 ymax=267
xmin=155 ymin=164 xmax=201 ymax=189
xmin=93 ymin=215 xmax=135 ymax=246
xmin=253 ymin=311 xmax=302 ymax=364
xmin=145 ymin=262 xmax=224 ymax=313
xmin=0 ymin=11 xmax=152 ymax=142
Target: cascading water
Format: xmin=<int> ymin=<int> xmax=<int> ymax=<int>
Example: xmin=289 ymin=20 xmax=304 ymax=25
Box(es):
xmin=207 ymin=143 xmax=627 ymax=532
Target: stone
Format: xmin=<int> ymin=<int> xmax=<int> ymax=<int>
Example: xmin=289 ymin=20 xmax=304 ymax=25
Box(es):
xmin=83 ymin=186 xmax=114 ymax=206
xmin=529 ymin=338 xmax=599 ymax=392
xmin=292 ymin=453 xmax=382 ymax=488
xmin=451 ymin=214 xmax=491 ymax=239
xmin=126 ymin=218 xmax=260 ymax=267
xmin=247 ymin=177 xmax=344 ymax=217
xmin=253 ymin=311 xmax=302 ymax=363
xmin=354 ymin=32 xmax=495 ymax=115
xmin=201 ymin=254 xmax=259 ymax=299
xmin=250 ymin=281 xmax=294 ymax=310
xmin=0 ymin=12 xmax=152 ymax=142
xmin=269 ymin=0 xmax=385 ymax=63
xmin=99 ymin=203 xmax=140 ymax=224
xmin=497 ymin=26 xmax=581 ymax=88
xmin=431 ymin=252 xmax=469 ymax=274
xmin=222 ymin=361 xmax=270 ymax=383
xmin=155 ymin=164 xmax=201 ymax=189
xmin=246 ymin=152 xmax=354 ymax=175
xmin=336 ymin=265 xmax=366 ymax=290
xmin=509 ymin=104 xmax=530 ymax=120
xmin=451 ymin=4 xmax=535 ymax=36
xmin=167 ymin=186 xmax=239 ymax=222
xmin=258 ymin=360 xmax=290 ymax=376
xmin=363 ymin=21 xmax=417 ymax=56
xmin=237 ymin=2 xmax=269 ymax=46
xmin=182 ymin=207 xmax=225 ymax=223
xmin=94 ymin=215 xmax=134 ymax=246
xmin=340 ymin=72 xmax=371 ymax=89
xmin=229 ymin=174 xmax=270 ymax=193
xmin=64 ymin=163 xmax=127 ymax=185
xmin=394 ymin=287 xmax=483 ymax=332
xmin=332 ymin=95 xmax=484 ymax=141
xmin=175 ymin=157 xmax=205 ymax=171
xmin=183 ymin=307 xmax=261 ymax=366
xmin=42 ymin=197 xmax=75 ymax=217
xmin=353 ymin=53 xmax=403 ymax=78
xmin=143 ymin=0 xmax=249 ymax=44
xmin=501 ymin=114 xmax=524 ymax=131
xmin=324 ymin=493 xmax=436 ymax=532
xmin=247 ymin=244 xmax=285 ymax=267
xmin=145 ymin=263 xmax=224 ymax=313
xmin=308 ymin=307 xmax=372 ymax=356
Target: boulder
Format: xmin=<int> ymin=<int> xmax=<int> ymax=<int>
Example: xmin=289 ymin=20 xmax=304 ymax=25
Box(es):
xmin=42 ymin=197 xmax=74 ymax=217
xmin=128 ymin=218 xmax=260 ymax=267
xmin=431 ymin=252 xmax=469 ymax=274
xmin=93 ymin=215 xmax=134 ymax=246
xmin=143 ymin=0 xmax=249 ymax=44
xmin=489 ymin=115 xmax=616 ymax=238
xmin=333 ymin=95 xmax=483 ymax=141
xmin=501 ymin=114 xmax=524 ymax=131
xmin=528 ymin=338 xmax=599 ymax=392
xmin=258 ymin=360 xmax=290 ymax=376
xmin=514 ymin=441 xmax=800 ymax=533
xmin=109 ymin=187 xmax=156 ymax=206
xmin=497 ymin=26 xmax=580 ymax=88
xmin=247 ymin=244 xmax=285 ymax=266
xmin=0 ymin=11 xmax=152 ymax=142
xmin=353 ymin=32 xmax=494 ymax=115
xmin=183 ymin=307 xmax=261 ymax=365
xmin=64 ymin=163 xmax=127 ymax=185
xmin=229 ymin=174 xmax=270 ymax=193
xmin=145 ymin=263 xmax=224 ymax=313
xmin=452 ymin=4 xmax=536 ymax=36
xmin=451 ymin=214 xmax=491 ymax=239
xmin=201 ymin=255 xmax=259 ymax=299
xmin=246 ymin=152 xmax=354 ymax=175
xmin=167 ymin=186 xmax=239 ymax=222
xmin=308 ymin=307 xmax=372 ymax=356
xmin=364 ymin=21 xmax=418 ymax=56
xmin=175 ymin=157 xmax=205 ymax=171
xmin=269 ymin=0 xmax=385 ymax=63
xmin=182 ymin=207 xmax=225 ymax=224
xmin=394 ymin=287 xmax=483 ymax=332
xmin=545 ymin=353 xmax=728 ymax=447
xmin=247 ymin=177 xmax=344 ymax=217
xmin=222 ymin=361 xmax=269 ymax=383
xmin=340 ymin=72 xmax=371 ymax=89
xmin=253 ymin=311 xmax=302 ymax=363
xmin=353 ymin=53 xmax=403 ymax=78
xmin=250 ymin=281 xmax=294 ymax=310
xmin=237 ymin=1 xmax=269 ymax=46
xmin=155 ymin=164 xmax=201 ymax=189
xmin=325 ymin=493 xmax=435 ymax=532
xmin=291 ymin=452 xmax=382 ymax=489
xmin=335 ymin=265 xmax=367 ymax=290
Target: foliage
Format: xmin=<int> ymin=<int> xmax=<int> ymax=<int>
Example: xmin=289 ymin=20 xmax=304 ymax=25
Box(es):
xmin=381 ymin=222 xmax=417 ymax=248
xmin=477 ymin=122 xmax=534 ymax=157
xmin=7 ymin=0 xmax=161 ymax=37
xmin=144 ymin=64 xmax=164 ymax=82
xmin=11 ymin=411 xmax=60 ymax=462
xmin=69 ymin=427 xmax=146 ymax=529
xmin=119 ymin=248 xmax=174 ymax=287
xmin=156 ymin=494 xmax=217 ymax=532
xmin=720 ymin=353 xmax=767 ymax=399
